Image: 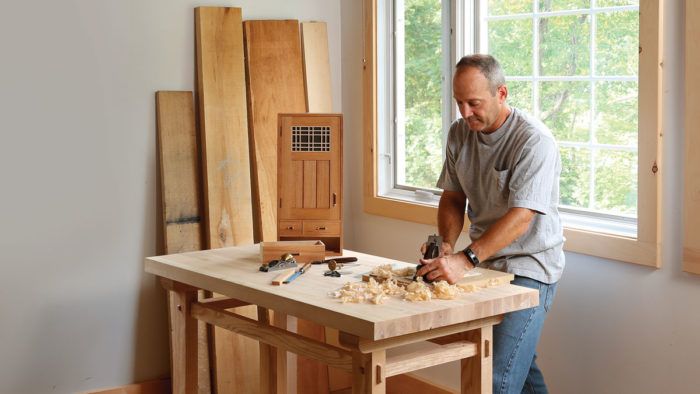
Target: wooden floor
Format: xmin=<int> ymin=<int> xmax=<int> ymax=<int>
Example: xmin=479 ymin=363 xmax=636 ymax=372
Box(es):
xmin=86 ymin=372 xmax=457 ymax=394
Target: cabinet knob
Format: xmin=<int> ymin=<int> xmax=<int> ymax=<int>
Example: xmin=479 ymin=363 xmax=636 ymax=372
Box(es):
xmin=317 ymin=226 xmax=326 ymax=230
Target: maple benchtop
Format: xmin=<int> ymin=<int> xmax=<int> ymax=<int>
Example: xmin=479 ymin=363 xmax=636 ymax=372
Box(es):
xmin=145 ymin=244 xmax=538 ymax=340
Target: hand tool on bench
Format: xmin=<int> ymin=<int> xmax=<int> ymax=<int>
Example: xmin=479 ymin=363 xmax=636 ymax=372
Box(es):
xmin=283 ymin=262 xmax=313 ymax=284
xmin=311 ymin=257 xmax=358 ymax=265
xmin=414 ymin=234 xmax=442 ymax=283
xmin=323 ymin=259 xmax=344 ymax=277
xmin=260 ymin=253 xmax=298 ymax=272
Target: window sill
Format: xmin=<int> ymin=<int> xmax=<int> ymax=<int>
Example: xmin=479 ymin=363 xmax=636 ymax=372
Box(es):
xmin=364 ymin=192 xmax=659 ymax=268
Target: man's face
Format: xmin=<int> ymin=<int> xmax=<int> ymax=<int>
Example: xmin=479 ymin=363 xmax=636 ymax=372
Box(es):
xmin=453 ymin=67 xmax=508 ymax=133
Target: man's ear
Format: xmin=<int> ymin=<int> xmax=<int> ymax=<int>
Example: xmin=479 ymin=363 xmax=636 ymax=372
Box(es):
xmin=498 ymin=84 xmax=508 ymax=103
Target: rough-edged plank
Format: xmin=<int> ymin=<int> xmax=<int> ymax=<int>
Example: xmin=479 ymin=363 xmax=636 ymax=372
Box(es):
xmin=156 ymin=91 xmax=204 ymax=254
xmin=195 ymin=7 xmax=254 ymax=248
xmin=195 ymin=7 xmax=258 ymax=394
xmin=155 ymin=91 xmax=211 ymax=394
xmin=301 ymin=21 xmax=333 ymax=112
xmin=244 ymin=19 xmax=307 ymax=242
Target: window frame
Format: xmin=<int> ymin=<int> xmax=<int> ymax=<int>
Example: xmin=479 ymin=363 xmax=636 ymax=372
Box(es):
xmin=684 ymin=1 xmax=700 ymax=275
xmin=363 ymin=0 xmax=663 ymax=267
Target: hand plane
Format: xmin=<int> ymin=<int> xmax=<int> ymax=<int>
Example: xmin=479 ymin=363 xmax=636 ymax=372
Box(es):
xmin=414 ymin=234 xmax=442 ymax=282
xmin=259 ymin=253 xmax=298 ymax=272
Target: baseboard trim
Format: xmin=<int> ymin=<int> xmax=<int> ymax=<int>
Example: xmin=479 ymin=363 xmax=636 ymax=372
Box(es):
xmin=84 ymin=377 xmax=171 ymax=394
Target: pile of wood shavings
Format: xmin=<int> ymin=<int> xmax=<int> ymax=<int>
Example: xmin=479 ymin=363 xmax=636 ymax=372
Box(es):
xmin=330 ymin=277 xmax=406 ymax=304
xmin=370 ymin=264 xmax=415 ymax=279
xmin=330 ymin=276 xmax=464 ymax=304
xmin=404 ymin=277 xmax=433 ymax=301
xmin=433 ymin=280 xmax=464 ymax=299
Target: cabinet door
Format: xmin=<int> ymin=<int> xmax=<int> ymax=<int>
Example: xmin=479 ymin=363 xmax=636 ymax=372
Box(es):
xmin=278 ymin=114 xmax=341 ymax=221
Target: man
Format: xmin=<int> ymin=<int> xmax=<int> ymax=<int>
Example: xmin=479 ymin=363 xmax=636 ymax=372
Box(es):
xmin=416 ymin=54 xmax=565 ymax=393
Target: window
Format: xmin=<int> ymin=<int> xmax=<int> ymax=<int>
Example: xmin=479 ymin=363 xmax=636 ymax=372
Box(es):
xmin=363 ymin=0 xmax=662 ymax=266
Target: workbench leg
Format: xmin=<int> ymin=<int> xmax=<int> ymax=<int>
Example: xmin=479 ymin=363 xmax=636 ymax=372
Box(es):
xmin=460 ymin=326 xmax=493 ymax=394
xmin=351 ymin=350 xmax=386 ymax=394
xmin=258 ymin=307 xmax=288 ymax=394
xmin=169 ymin=286 xmax=199 ymax=394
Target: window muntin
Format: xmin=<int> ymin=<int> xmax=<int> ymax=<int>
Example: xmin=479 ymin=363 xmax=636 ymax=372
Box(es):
xmin=480 ymin=1 xmax=640 ymax=226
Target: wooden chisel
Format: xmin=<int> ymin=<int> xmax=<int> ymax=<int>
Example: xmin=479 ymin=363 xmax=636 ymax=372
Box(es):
xmin=310 ymin=257 xmax=358 ymax=264
xmin=283 ymin=262 xmax=312 ymax=284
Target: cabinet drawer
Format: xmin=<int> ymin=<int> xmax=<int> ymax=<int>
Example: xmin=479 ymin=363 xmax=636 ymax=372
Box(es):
xmin=279 ymin=220 xmax=302 ymax=236
xmin=302 ymin=220 xmax=341 ymax=236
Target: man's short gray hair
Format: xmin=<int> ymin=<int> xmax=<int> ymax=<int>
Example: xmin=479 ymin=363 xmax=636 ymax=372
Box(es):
xmin=455 ymin=54 xmax=506 ymax=95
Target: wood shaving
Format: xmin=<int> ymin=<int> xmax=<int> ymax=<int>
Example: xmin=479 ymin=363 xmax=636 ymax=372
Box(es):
xmin=330 ymin=274 xmax=464 ymax=304
xmin=370 ymin=264 xmax=416 ymax=279
xmin=457 ymin=283 xmax=477 ymax=293
xmin=404 ymin=278 xmax=432 ymax=301
xmin=329 ymin=278 xmax=406 ymax=304
xmin=331 ymin=262 xmax=482 ymax=304
xmin=432 ymin=280 xmax=462 ymax=299
xmin=487 ymin=278 xmax=502 ymax=287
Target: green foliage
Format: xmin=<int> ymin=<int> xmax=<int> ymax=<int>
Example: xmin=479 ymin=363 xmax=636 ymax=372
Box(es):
xmin=402 ymin=0 xmax=444 ymax=189
xmin=596 ymin=10 xmax=639 ymax=75
xmin=596 ymin=81 xmax=637 ymax=145
xmin=488 ymin=18 xmax=533 ymax=76
xmin=539 ymin=14 xmax=590 ymax=76
xmin=507 ymin=81 xmax=533 ymax=113
xmin=595 ymin=150 xmax=637 ymax=214
xmin=399 ymin=0 xmax=639 ymax=216
xmin=540 ymin=81 xmax=590 ymax=142
xmin=488 ymin=0 xmax=532 ymax=16
xmin=546 ymin=0 xmax=590 ymax=11
xmin=559 ymin=147 xmax=590 ymax=208
xmin=597 ymin=0 xmax=638 ymax=7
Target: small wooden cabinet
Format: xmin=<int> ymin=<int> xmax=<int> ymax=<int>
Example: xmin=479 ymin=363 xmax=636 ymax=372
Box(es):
xmin=277 ymin=113 xmax=342 ymax=254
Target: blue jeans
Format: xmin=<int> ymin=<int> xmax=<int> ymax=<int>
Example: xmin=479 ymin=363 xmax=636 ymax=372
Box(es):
xmin=492 ymin=276 xmax=557 ymax=394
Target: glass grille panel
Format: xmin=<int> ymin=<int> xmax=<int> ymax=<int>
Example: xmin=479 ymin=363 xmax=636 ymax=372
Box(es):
xmin=482 ymin=2 xmax=639 ymax=218
xmin=291 ymin=126 xmax=331 ymax=152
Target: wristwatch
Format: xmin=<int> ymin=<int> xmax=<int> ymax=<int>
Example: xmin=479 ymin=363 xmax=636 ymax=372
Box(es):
xmin=462 ymin=247 xmax=479 ymax=268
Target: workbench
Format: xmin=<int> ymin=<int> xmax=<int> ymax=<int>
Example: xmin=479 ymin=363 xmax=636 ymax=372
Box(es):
xmin=145 ymin=244 xmax=539 ymax=394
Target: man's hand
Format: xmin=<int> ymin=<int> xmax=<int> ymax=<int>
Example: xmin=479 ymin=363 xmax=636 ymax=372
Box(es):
xmin=419 ymin=241 xmax=454 ymax=257
xmin=416 ymin=252 xmax=475 ymax=284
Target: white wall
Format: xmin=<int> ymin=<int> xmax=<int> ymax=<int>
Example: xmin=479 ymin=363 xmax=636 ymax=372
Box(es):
xmin=0 ymin=1 xmax=342 ymax=393
xmin=341 ymin=0 xmax=700 ymax=393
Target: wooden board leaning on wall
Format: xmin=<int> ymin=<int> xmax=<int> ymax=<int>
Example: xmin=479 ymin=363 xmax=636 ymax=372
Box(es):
xmin=155 ymin=91 xmax=211 ymax=393
xmin=195 ymin=7 xmax=259 ymax=394
xmin=244 ymin=19 xmax=307 ymax=243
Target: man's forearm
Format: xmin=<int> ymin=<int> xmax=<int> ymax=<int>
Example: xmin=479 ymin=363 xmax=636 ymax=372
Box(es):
xmin=437 ymin=192 xmax=466 ymax=249
xmin=469 ymin=207 xmax=534 ymax=262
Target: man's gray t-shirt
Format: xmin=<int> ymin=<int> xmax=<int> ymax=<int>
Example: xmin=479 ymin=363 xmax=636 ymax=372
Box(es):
xmin=437 ymin=108 xmax=565 ymax=284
